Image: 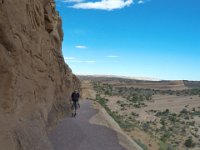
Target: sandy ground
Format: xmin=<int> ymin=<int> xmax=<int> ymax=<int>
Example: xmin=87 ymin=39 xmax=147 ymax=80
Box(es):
xmin=136 ymin=95 xmax=200 ymax=122
xmin=148 ymin=95 xmax=200 ymax=113
xmin=106 ymin=94 xmax=200 ymax=122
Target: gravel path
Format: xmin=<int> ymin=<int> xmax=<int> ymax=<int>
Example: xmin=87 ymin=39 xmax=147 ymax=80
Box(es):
xmin=48 ymin=100 xmax=126 ymax=150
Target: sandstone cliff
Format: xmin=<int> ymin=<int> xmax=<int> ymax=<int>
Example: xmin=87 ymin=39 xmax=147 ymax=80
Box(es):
xmin=0 ymin=0 xmax=80 ymax=149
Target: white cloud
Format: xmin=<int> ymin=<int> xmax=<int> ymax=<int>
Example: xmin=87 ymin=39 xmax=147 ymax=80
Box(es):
xmin=64 ymin=57 xmax=76 ymax=60
xmin=106 ymin=55 xmax=120 ymax=58
xmin=64 ymin=57 xmax=76 ymax=63
xmin=64 ymin=56 xmax=95 ymax=63
xmin=75 ymin=45 xmax=88 ymax=49
xmin=138 ymin=0 xmax=144 ymax=4
xmin=71 ymin=0 xmax=133 ymax=11
xmin=137 ymin=0 xmax=151 ymax=4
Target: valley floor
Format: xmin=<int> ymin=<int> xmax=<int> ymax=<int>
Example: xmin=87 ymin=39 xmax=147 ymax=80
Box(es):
xmin=80 ymin=79 xmax=200 ymax=150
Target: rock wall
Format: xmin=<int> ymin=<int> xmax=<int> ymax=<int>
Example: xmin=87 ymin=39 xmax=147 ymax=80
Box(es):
xmin=0 ymin=0 xmax=80 ymax=149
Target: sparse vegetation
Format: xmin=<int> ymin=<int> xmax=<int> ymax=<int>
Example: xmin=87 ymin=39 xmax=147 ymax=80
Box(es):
xmin=96 ymin=95 xmax=134 ymax=130
xmin=94 ymin=82 xmax=200 ymax=97
xmin=92 ymin=81 xmax=200 ymax=150
xmin=184 ymin=137 xmax=195 ymax=148
xmin=158 ymin=141 xmax=176 ymax=150
xmin=135 ymin=139 xmax=148 ymax=150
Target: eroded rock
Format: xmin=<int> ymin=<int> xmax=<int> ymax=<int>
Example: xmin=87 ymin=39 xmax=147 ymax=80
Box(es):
xmin=0 ymin=0 xmax=80 ymax=149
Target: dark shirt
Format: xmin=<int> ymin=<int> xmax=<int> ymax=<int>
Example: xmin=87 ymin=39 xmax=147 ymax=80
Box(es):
xmin=71 ymin=92 xmax=80 ymax=102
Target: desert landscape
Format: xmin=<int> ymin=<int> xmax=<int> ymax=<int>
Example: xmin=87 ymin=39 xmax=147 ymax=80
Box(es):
xmin=79 ymin=75 xmax=200 ymax=150
xmin=1 ymin=0 xmax=199 ymax=149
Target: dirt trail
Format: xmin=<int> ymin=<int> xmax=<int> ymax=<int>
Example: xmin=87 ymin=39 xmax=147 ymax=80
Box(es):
xmin=48 ymin=100 xmax=129 ymax=150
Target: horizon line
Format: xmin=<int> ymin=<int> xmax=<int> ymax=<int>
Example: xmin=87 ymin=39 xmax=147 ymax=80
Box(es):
xmin=75 ymin=74 xmax=200 ymax=82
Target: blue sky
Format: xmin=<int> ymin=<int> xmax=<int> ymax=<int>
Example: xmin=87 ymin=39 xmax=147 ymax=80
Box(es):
xmin=55 ymin=0 xmax=200 ymax=80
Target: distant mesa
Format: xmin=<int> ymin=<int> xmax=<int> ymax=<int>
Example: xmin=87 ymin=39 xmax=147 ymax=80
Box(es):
xmin=78 ymin=75 xmax=200 ymax=90
xmin=78 ymin=74 xmax=161 ymax=81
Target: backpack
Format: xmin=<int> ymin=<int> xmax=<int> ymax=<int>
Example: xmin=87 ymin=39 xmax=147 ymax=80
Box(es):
xmin=71 ymin=92 xmax=79 ymax=102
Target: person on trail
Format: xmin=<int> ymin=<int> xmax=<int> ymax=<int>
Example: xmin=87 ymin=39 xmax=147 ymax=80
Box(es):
xmin=71 ymin=90 xmax=80 ymax=117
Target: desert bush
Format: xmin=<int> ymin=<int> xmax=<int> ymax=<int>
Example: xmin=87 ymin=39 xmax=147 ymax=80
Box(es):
xmin=156 ymin=109 xmax=170 ymax=116
xmin=97 ymin=97 xmax=108 ymax=108
xmin=131 ymin=112 xmax=139 ymax=117
xmin=184 ymin=137 xmax=195 ymax=148
xmin=188 ymin=121 xmax=195 ymax=126
xmin=121 ymin=107 xmax=127 ymax=111
xmin=133 ymin=104 xmax=141 ymax=108
xmin=128 ymin=116 xmax=132 ymax=120
xmin=180 ymin=108 xmax=188 ymax=115
xmin=149 ymin=109 xmax=157 ymax=113
xmin=168 ymin=115 xmax=177 ymax=122
xmin=158 ymin=141 xmax=171 ymax=150
xmin=184 ymin=116 xmax=190 ymax=120
xmin=145 ymin=94 xmax=152 ymax=100
xmin=159 ymin=141 xmax=176 ymax=150
xmin=181 ymin=127 xmax=186 ymax=135
xmin=96 ymin=95 xmax=134 ymax=130
xmin=191 ymin=111 xmax=200 ymax=116
xmin=171 ymin=113 xmax=177 ymax=116
xmin=116 ymin=100 xmax=121 ymax=104
xmin=98 ymin=102 xmax=134 ymax=130
xmin=160 ymin=131 xmax=171 ymax=142
xmin=160 ymin=118 xmax=166 ymax=126
xmin=95 ymin=94 xmax=101 ymax=100
xmin=139 ymin=95 xmax=145 ymax=101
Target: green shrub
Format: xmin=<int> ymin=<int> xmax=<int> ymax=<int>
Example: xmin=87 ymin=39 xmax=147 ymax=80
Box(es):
xmin=96 ymin=96 xmax=134 ymax=130
xmin=134 ymin=104 xmax=141 ymax=108
xmin=158 ymin=141 xmax=176 ymax=150
xmin=97 ymin=97 xmax=108 ymax=108
xmin=109 ymin=111 xmax=134 ymax=129
xmin=184 ymin=137 xmax=195 ymax=148
xmin=131 ymin=112 xmax=139 ymax=117
xmin=168 ymin=115 xmax=177 ymax=122
xmin=191 ymin=111 xmax=200 ymax=116
xmin=160 ymin=131 xmax=171 ymax=142
xmin=184 ymin=116 xmax=190 ymax=120
xmin=156 ymin=109 xmax=170 ymax=117
xmin=160 ymin=118 xmax=166 ymax=126
xmin=116 ymin=100 xmax=121 ymax=104
xmin=180 ymin=108 xmax=188 ymax=114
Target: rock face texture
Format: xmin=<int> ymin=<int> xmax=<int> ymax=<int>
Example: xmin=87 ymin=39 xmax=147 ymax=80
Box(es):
xmin=0 ymin=0 xmax=80 ymax=149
